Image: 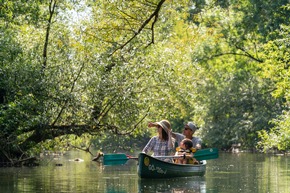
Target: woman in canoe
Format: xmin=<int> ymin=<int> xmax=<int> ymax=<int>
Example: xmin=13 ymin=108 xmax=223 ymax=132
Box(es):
xmin=142 ymin=120 xmax=174 ymax=162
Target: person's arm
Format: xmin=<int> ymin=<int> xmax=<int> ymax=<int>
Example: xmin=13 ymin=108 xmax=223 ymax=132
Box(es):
xmin=195 ymin=138 xmax=202 ymax=149
xmin=142 ymin=137 xmax=156 ymax=153
xmin=171 ymin=132 xmax=185 ymax=149
xmin=148 ymin=122 xmax=158 ymax=128
xmin=171 ymin=131 xmax=176 ymax=138
xmin=172 ymin=132 xmax=184 ymax=141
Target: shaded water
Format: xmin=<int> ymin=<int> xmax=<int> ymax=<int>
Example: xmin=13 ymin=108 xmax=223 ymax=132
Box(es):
xmin=0 ymin=151 xmax=289 ymax=193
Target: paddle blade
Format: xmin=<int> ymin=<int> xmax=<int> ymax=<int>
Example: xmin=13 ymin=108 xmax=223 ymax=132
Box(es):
xmin=194 ymin=148 xmax=219 ymax=161
xmin=103 ymin=154 xmax=129 ymax=166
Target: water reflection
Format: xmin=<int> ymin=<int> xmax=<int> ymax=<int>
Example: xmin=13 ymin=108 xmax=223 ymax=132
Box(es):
xmin=138 ymin=177 xmax=206 ymax=193
xmin=0 ymin=151 xmax=289 ymax=193
xmin=206 ymin=153 xmax=290 ymax=193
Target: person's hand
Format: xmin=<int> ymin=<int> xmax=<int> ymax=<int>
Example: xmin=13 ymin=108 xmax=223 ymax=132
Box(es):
xmin=196 ymin=144 xmax=201 ymax=149
xmin=185 ymin=153 xmax=194 ymax=159
xmin=148 ymin=122 xmax=156 ymax=128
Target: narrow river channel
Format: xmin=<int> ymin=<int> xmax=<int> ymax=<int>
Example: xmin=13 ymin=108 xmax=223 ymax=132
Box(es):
xmin=0 ymin=150 xmax=289 ymax=193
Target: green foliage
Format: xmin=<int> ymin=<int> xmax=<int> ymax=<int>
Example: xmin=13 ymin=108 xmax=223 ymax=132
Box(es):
xmin=255 ymin=21 xmax=290 ymax=152
xmin=181 ymin=0 xmax=289 ymax=150
xmin=257 ymin=111 xmax=290 ymax=152
xmin=0 ymin=0 xmax=290 ymax=163
xmin=0 ymin=0 xmax=41 ymax=24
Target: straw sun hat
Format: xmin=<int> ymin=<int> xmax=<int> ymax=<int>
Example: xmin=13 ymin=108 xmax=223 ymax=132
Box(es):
xmin=154 ymin=120 xmax=173 ymax=148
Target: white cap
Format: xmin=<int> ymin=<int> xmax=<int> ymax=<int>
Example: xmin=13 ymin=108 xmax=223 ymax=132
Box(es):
xmin=187 ymin=122 xmax=198 ymax=131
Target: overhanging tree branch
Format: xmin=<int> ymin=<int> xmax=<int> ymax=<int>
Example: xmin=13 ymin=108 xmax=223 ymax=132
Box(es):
xmin=42 ymin=0 xmax=57 ymax=70
xmin=235 ymin=45 xmax=263 ymax=63
xmin=110 ymin=0 xmax=166 ymax=56
xmin=210 ymin=52 xmax=263 ymax=63
xmin=51 ymin=63 xmax=85 ymax=126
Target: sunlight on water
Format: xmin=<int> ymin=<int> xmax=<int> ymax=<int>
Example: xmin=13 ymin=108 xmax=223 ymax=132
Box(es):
xmin=0 ymin=151 xmax=289 ymax=193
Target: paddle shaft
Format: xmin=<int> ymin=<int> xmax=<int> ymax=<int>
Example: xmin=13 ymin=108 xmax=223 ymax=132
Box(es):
xmin=155 ymin=148 xmax=215 ymax=157
xmin=154 ymin=155 xmax=186 ymax=159
xmin=103 ymin=148 xmax=218 ymax=165
xmin=154 ymin=154 xmax=205 ymax=160
xmin=154 ymin=148 xmax=218 ymax=159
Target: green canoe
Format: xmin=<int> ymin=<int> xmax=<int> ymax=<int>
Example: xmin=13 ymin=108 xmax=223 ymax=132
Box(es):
xmin=137 ymin=153 xmax=206 ymax=178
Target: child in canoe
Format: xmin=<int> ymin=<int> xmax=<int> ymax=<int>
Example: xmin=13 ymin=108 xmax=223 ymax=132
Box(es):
xmin=175 ymin=138 xmax=198 ymax=164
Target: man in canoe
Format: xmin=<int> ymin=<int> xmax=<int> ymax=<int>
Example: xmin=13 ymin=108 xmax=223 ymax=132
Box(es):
xmin=142 ymin=120 xmax=174 ymax=161
xmin=171 ymin=122 xmax=202 ymax=149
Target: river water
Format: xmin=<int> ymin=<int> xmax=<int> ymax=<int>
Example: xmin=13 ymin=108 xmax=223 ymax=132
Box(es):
xmin=0 ymin=150 xmax=289 ymax=193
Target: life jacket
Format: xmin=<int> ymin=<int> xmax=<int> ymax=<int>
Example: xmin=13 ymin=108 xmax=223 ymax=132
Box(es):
xmin=176 ymin=147 xmax=196 ymax=153
xmin=175 ymin=147 xmax=197 ymax=164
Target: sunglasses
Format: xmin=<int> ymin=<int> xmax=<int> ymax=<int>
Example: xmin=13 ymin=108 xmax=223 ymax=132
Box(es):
xmin=184 ymin=127 xmax=192 ymax=131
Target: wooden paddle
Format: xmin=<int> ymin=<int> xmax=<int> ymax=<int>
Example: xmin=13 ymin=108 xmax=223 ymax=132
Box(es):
xmin=103 ymin=148 xmax=218 ymax=166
